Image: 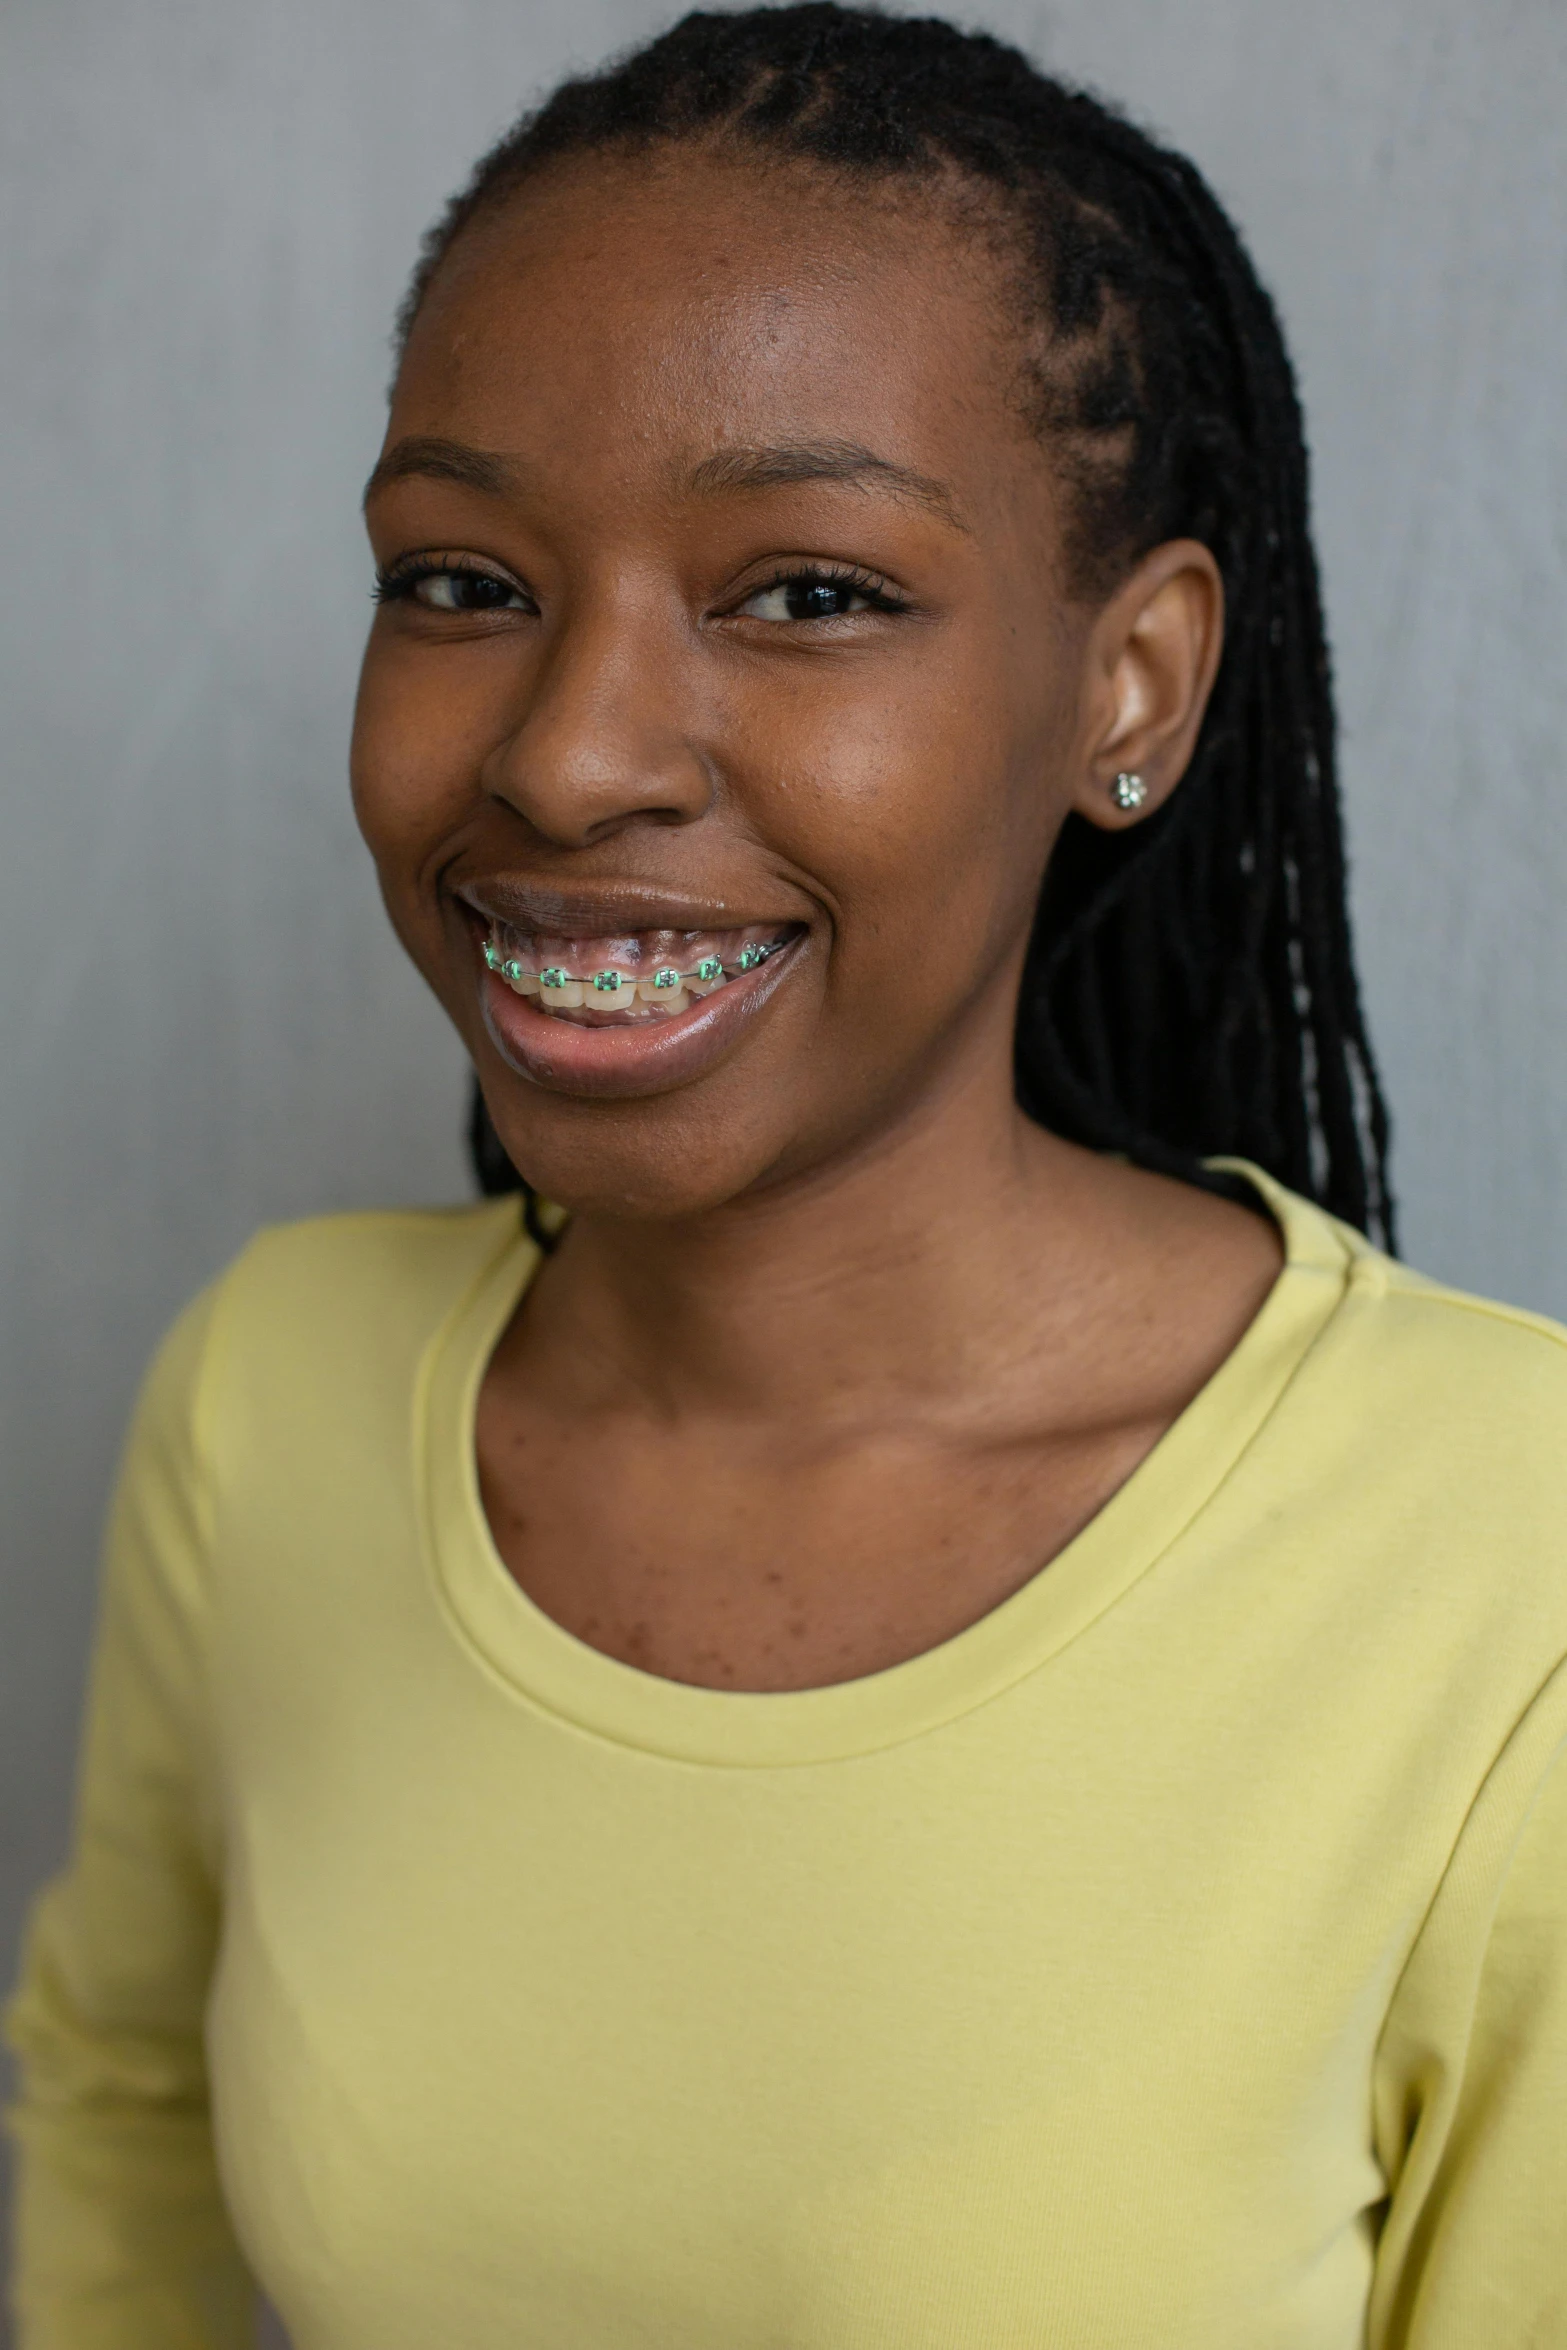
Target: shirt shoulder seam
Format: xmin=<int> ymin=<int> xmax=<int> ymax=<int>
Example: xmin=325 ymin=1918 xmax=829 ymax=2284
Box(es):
xmin=1376 ymin=1265 xmax=1567 ymax=1356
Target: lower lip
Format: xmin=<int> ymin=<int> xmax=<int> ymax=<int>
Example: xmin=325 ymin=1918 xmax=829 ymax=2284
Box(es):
xmin=476 ymin=939 xmax=803 ymax=1100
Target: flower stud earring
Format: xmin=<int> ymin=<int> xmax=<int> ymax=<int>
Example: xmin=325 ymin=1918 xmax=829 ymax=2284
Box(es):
xmin=1111 ymin=771 xmax=1148 ymax=811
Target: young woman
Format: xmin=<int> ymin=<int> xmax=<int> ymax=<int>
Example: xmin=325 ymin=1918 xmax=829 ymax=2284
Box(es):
xmin=9 ymin=8 xmax=1566 ymax=2344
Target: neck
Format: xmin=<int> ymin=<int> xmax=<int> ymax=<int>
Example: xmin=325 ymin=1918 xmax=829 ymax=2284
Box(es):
xmin=519 ymin=1017 xmax=1117 ymax=1425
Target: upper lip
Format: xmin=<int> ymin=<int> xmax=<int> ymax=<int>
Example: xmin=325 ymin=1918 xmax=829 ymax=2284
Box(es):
xmin=453 ymin=877 xmax=802 ymax=937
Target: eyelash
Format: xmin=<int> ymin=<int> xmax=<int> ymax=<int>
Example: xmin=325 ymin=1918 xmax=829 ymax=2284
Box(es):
xmin=736 ymin=561 xmax=909 ymax=615
xmin=370 ymin=555 xmax=911 ymax=617
xmin=372 ymin=555 xmax=522 ymax=605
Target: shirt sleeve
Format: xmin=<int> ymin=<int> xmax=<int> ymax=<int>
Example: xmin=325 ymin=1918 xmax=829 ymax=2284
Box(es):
xmin=1370 ymin=1656 xmax=1567 ymax=2347
xmin=5 ymin=1284 xmax=255 ymax=2348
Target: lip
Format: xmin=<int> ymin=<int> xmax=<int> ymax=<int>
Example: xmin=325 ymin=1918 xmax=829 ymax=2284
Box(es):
xmin=476 ymin=928 xmax=807 ymax=1100
xmin=455 ymin=878 xmax=790 ymax=938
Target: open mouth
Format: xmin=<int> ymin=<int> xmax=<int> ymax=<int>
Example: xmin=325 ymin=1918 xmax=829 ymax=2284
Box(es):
xmin=476 ymin=918 xmax=799 ymax=1025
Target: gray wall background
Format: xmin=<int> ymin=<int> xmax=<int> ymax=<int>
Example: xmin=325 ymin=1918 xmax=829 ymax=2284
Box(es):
xmin=2 ymin=0 xmax=1564 ymax=2302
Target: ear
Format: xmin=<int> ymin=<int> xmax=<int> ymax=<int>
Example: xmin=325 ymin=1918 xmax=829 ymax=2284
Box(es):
xmin=1070 ymin=538 xmax=1225 ymax=833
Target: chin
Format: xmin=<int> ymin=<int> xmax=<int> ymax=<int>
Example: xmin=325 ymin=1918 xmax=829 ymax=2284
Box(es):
xmin=485 ymin=1095 xmax=799 ymax=1226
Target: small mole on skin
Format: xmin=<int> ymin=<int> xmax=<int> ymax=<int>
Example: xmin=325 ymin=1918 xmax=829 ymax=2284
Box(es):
xmin=788 ymin=1619 xmax=808 ymax=1640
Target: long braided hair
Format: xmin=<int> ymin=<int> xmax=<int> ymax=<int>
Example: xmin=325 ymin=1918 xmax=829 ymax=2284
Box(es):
xmin=404 ymin=3 xmax=1395 ymax=1246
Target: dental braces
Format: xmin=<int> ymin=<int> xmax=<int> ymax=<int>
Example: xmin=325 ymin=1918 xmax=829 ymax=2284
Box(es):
xmin=482 ymin=936 xmax=787 ymax=1000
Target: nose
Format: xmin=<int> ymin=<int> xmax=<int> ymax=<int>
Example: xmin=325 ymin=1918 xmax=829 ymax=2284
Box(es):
xmin=480 ymin=587 xmax=715 ymax=846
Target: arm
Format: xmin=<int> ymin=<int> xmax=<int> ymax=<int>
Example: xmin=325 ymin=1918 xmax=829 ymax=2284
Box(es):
xmin=1370 ymin=1659 xmax=1567 ymax=2347
xmin=5 ymin=1287 xmax=254 ymax=2348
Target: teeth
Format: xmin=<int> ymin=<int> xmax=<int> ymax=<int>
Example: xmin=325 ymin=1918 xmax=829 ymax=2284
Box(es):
xmin=637 ymin=969 xmax=688 ymax=1011
xmin=481 ymin=924 xmax=787 ymax=1020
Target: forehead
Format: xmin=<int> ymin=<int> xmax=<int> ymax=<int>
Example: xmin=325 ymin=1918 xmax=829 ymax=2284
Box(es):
xmin=394 ymin=145 xmax=1041 ymax=511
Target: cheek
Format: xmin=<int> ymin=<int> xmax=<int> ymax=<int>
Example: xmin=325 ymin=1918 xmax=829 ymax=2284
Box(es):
xmin=348 ymin=631 xmax=496 ymax=894
xmin=741 ymin=642 xmax=1062 ymax=976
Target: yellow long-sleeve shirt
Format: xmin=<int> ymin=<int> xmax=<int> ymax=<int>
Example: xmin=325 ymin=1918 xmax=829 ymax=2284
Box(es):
xmin=7 ymin=1169 xmax=1567 ymax=2347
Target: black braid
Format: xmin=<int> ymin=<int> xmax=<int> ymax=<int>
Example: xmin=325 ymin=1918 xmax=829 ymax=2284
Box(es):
xmin=409 ymin=2 xmax=1395 ymax=1247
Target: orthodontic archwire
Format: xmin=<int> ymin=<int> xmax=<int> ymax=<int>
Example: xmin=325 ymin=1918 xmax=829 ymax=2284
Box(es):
xmin=481 ymin=938 xmax=786 ymax=996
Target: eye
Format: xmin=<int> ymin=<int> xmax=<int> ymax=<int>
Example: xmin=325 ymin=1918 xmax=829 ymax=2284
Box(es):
xmin=416 ymin=570 xmax=526 ymax=613
xmin=735 ymin=568 xmax=902 ymax=623
xmin=374 ymin=561 xmax=531 ymax=614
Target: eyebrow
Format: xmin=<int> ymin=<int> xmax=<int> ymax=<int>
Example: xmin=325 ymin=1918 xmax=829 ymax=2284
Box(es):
xmin=362 ymin=431 xmax=970 ymax=532
xmin=361 ymin=435 xmax=519 ymax=508
xmin=687 ymin=440 xmax=969 ymax=530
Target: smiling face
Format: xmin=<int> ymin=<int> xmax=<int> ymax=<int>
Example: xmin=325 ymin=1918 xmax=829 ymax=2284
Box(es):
xmin=353 ymin=143 xmax=1182 ymax=1219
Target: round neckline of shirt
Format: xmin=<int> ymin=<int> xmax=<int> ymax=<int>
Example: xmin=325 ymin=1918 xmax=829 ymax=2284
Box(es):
xmin=420 ymin=1162 xmax=1362 ymax=1768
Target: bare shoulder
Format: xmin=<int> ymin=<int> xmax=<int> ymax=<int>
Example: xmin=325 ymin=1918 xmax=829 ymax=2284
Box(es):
xmin=1113 ymin=1154 xmax=1284 ymax=1295
xmin=1035 ymin=1146 xmax=1285 ymax=1432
